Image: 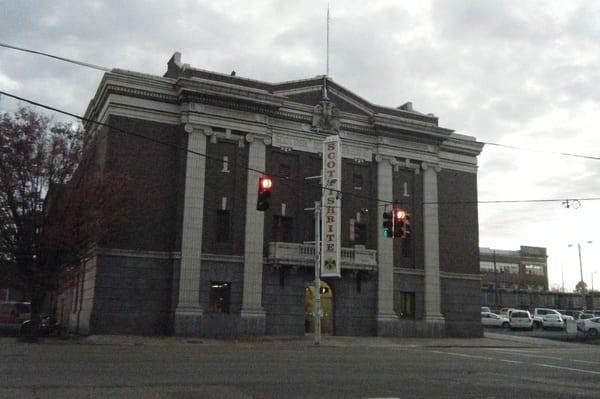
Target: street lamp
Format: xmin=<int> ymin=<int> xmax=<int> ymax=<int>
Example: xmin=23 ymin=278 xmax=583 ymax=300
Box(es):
xmin=568 ymin=241 xmax=592 ymax=292
xmin=569 ymin=241 xmax=592 ymax=310
xmin=592 ymin=271 xmax=598 ymax=293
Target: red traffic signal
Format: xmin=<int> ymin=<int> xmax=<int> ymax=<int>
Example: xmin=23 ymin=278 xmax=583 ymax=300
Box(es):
xmin=257 ymin=176 xmax=272 ymax=211
xmin=260 ymin=176 xmax=273 ymax=190
xmin=393 ymin=208 xmax=406 ymax=237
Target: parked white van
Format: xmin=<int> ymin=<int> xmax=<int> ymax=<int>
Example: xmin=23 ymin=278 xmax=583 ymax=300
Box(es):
xmin=509 ymin=310 xmax=533 ymax=330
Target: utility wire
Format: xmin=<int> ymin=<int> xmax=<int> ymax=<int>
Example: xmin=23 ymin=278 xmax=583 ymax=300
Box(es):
xmin=2 ymin=42 xmax=600 ymax=162
xmin=0 ymin=42 xmax=111 ymax=72
xmin=2 ymin=90 xmax=599 ymax=209
xmin=482 ymin=142 xmax=600 ymax=162
xmin=0 ymin=90 xmax=372 ymax=205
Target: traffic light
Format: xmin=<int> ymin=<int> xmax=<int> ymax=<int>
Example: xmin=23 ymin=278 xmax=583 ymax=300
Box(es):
xmin=393 ymin=208 xmax=405 ymax=237
xmin=382 ymin=211 xmax=393 ymax=238
xmin=257 ymin=175 xmax=273 ymax=211
xmin=402 ymin=213 xmax=412 ymax=239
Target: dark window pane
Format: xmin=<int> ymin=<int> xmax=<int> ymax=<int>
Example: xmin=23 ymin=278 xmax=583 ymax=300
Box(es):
xmin=353 ymin=222 xmax=367 ymax=245
xmin=353 ymin=174 xmax=363 ymax=190
xmin=279 ymin=163 xmax=291 ymax=178
xmin=401 ymin=238 xmax=412 ymax=258
xmin=273 ymin=215 xmax=294 ymax=242
xmin=216 ymin=210 xmax=230 ymax=242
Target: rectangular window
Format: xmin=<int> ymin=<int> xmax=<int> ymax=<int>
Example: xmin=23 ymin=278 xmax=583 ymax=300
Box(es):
xmin=279 ymin=163 xmax=291 ymax=178
xmin=524 ymin=264 xmax=544 ymax=276
xmin=399 ymin=292 xmax=415 ymax=319
xmin=273 ymin=215 xmax=294 ymax=242
xmin=216 ymin=210 xmax=230 ymax=242
xmin=353 ymin=221 xmax=367 ymax=245
xmin=401 ymin=238 xmax=412 ymax=258
xmin=480 ymin=261 xmax=495 ymax=272
xmin=221 ymin=155 xmax=230 ymax=173
xmin=353 ymin=174 xmax=363 ymax=190
xmin=208 ymin=282 xmax=231 ymax=313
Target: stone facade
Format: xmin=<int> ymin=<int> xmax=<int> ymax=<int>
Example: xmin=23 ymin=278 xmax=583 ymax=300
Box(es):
xmin=62 ymin=52 xmax=484 ymax=338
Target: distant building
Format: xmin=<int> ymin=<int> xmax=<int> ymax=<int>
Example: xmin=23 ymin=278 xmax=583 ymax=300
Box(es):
xmin=480 ymin=246 xmax=548 ymax=292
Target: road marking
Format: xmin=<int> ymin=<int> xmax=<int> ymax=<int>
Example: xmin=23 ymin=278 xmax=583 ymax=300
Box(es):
xmin=486 ymin=348 xmax=598 ymax=365
xmin=572 ymin=359 xmax=598 ymax=365
xmin=425 ymin=349 xmax=600 ymax=375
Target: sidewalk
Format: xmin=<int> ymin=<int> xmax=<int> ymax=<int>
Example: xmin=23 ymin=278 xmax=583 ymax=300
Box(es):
xmin=2 ymin=331 xmax=582 ymax=348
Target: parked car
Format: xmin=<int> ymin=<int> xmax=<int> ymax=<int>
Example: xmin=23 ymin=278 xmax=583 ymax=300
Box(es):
xmin=19 ymin=315 xmax=60 ymax=337
xmin=532 ymin=308 xmax=566 ymax=328
xmin=499 ymin=308 xmax=517 ymax=317
xmin=481 ymin=312 xmax=509 ymax=329
xmin=481 ymin=306 xmax=491 ymax=313
xmin=578 ymin=312 xmax=595 ymax=320
xmin=540 ymin=314 xmax=565 ymax=330
xmin=509 ymin=310 xmax=533 ymax=330
xmin=0 ymin=302 xmax=31 ymax=333
xmin=578 ymin=317 xmax=600 ymax=336
xmin=559 ymin=310 xmax=581 ymax=320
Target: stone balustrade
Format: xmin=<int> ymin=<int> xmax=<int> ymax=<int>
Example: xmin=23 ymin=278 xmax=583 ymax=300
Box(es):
xmin=267 ymin=242 xmax=377 ymax=270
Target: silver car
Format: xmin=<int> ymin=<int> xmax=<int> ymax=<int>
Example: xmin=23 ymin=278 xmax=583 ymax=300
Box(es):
xmin=481 ymin=312 xmax=509 ymax=329
xmin=541 ymin=314 xmax=565 ymax=330
xmin=509 ymin=310 xmax=533 ymax=330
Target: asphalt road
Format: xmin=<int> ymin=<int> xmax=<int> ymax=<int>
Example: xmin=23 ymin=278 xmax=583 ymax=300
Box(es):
xmin=0 ymin=336 xmax=599 ymax=398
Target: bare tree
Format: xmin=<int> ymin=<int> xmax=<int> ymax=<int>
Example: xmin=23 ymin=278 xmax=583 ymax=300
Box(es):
xmin=0 ymin=107 xmax=131 ymax=337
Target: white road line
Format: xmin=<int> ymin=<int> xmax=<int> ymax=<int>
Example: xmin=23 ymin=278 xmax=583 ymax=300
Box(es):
xmin=572 ymin=359 xmax=598 ymax=365
xmin=426 ymin=349 xmax=600 ymax=375
xmin=533 ymin=362 xmax=600 ymax=376
xmin=486 ymin=348 xmax=598 ymax=365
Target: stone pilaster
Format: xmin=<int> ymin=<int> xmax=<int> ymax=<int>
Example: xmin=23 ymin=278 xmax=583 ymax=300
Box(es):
xmin=174 ymin=124 xmax=212 ymax=336
xmin=375 ymin=155 xmax=399 ymax=336
xmin=422 ymin=162 xmax=445 ymax=336
xmin=239 ymin=134 xmax=271 ymax=335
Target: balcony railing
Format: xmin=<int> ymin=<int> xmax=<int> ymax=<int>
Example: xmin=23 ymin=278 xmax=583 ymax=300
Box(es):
xmin=267 ymin=242 xmax=377 ymax=270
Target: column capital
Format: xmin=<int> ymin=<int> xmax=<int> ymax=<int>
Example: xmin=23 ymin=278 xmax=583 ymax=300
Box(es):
xmin=246 ymin=134 xmax=272 ymax=145
xmin=374 ymin=154 xmax=398 ymax=165
xmin=184 ymin=123 xmax=213 ymax=136
xmin=421 ymin=162 xmax=441 ymax=173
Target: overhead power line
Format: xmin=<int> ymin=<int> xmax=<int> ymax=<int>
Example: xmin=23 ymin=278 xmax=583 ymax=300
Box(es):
xmin=482 ymin=142 xmax=600 ymax=162
xmin=2 ymin=90 xmax=599 ymax=210
xmin=0 ymin=42 xmax=111 ymax=72
xmin=2 ymin=42 xmax=600 ymax=162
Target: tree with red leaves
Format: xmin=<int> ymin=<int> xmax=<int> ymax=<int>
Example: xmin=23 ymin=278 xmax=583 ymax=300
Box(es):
xmin=0 ymin=108 xmax=131 ymax=338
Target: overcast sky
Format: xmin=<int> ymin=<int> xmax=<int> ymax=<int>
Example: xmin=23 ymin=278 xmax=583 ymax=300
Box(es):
xmin=1 ymin=0 xmax=599 ymax=292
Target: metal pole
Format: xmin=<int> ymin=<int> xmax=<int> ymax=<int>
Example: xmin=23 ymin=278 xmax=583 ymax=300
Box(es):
xmin=314 ymin=201 xmax=322 ymax=345
xmin=577 ymin=243 xmax=587 ymax=309
xmin=577 ymin=243 xmax=585 ymax=289
xmin=493 ymin=250 xmax=498 ymax=310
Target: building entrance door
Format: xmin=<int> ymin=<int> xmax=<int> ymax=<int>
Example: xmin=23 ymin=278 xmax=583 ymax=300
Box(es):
xmin=304 ymin=281 xmax=334 ymax=334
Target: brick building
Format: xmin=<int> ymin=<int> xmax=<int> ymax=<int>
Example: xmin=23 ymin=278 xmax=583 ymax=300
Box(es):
xmin=61 ymin=52 xmax=484 ymax=338
xmin=480 ymin=246 xmax=549 ymax=293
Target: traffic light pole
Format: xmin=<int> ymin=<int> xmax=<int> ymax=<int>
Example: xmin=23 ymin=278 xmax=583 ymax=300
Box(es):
xmin=314 ymin=201 xmax=322 ymax=346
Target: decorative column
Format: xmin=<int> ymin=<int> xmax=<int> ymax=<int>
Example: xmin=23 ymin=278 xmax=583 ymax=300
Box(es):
xmin=240 ymin=134 xmax=271 ymax=335
xmin=174 ymin=124 xmax=212 ymax=336
xmin=422 ymin=162 xmax=445 ymax=336
xmin=375 ymin=155 xmax=398 ymax=336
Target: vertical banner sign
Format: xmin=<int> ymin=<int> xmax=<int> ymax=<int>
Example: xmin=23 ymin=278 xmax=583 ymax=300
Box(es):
xmin=321 ymin=135 xmax=341 ymax=277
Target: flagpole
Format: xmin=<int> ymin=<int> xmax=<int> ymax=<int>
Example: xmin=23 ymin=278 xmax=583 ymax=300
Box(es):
xmin=314 ymin=201 xmax=322 ymax=345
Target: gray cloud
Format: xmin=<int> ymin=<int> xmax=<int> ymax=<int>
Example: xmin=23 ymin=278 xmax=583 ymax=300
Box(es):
xmin=1 ymin=0 xmax=600 ymax=288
